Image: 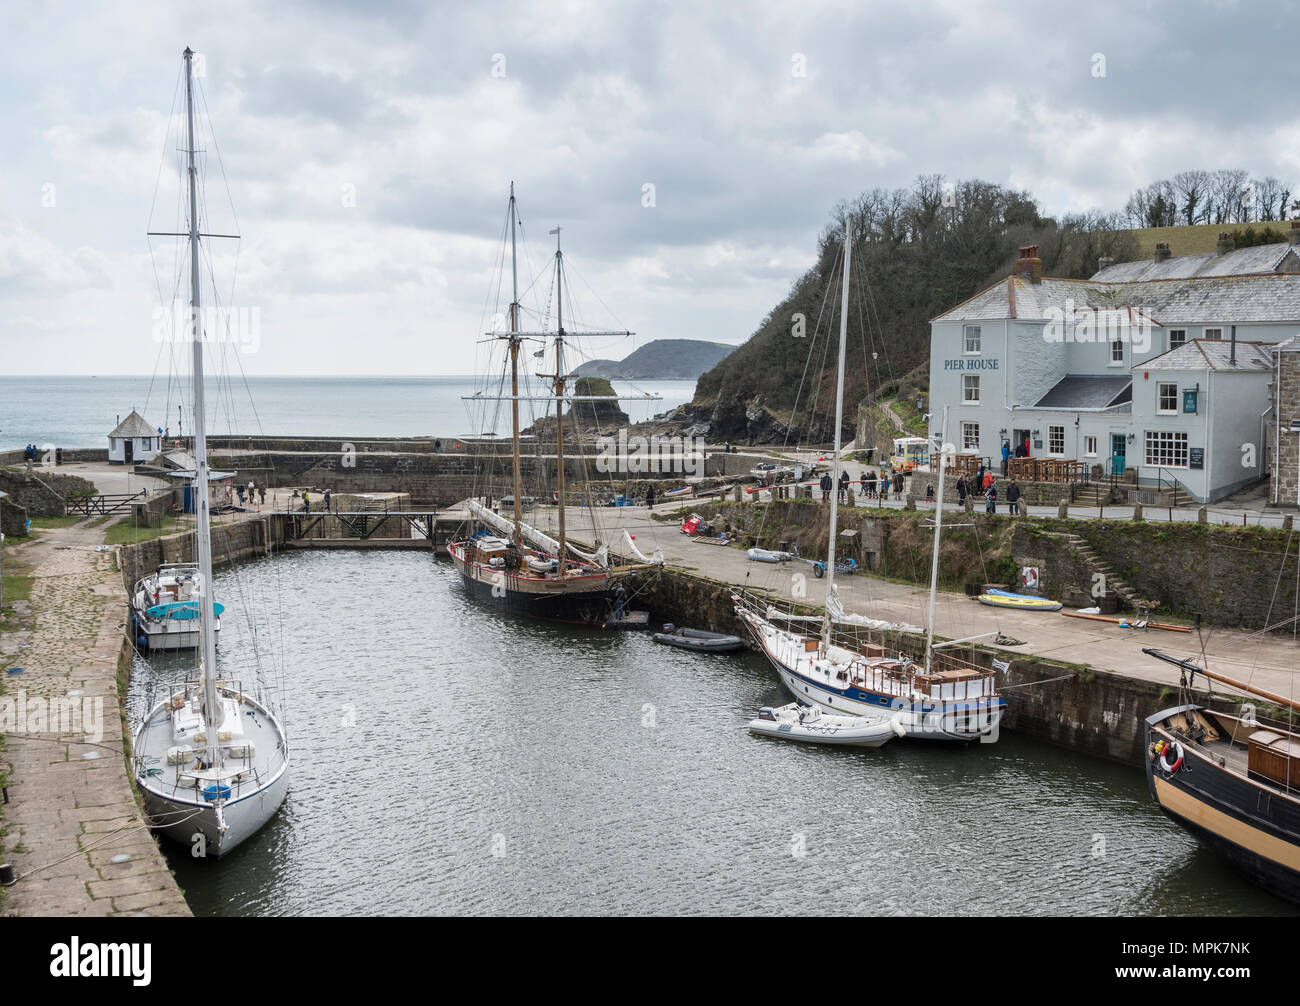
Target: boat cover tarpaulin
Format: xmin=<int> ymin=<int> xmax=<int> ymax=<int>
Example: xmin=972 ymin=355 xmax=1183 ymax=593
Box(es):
xmin=145 ymin=600 xmax=226 ymax=620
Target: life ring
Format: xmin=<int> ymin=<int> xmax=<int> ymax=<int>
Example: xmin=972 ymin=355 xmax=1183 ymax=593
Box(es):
xmin=1159 ymin=740 xmax=1184 ymax=774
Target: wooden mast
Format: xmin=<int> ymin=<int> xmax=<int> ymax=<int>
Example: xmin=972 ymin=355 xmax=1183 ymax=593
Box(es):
xmin=1145 ymin=648 xmax=1300 ymax=714
xmin=508 ymin=184 xmax=523 ymax=548
xmin=551 ymin=227 xmax=568 ymax=580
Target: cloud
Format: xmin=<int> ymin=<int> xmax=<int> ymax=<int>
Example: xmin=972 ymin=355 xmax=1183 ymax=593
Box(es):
xmin=3 ymin=0 xmax=1300 ymax=377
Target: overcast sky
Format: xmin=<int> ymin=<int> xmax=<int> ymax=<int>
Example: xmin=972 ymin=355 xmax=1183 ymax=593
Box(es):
xmin=3 ymin=0 xmax=1299 ymax=377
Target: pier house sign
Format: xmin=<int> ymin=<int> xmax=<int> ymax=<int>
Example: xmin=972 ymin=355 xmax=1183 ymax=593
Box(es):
xmin=944 ymin=358 xmax=1000 ymax=370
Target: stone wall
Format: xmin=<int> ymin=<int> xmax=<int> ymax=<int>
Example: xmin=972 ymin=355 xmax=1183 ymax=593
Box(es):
xmin=1275 ymin=350 xmax=1299 ymax=505
xmin=0 ymin=448 xmax=108 ymax=467
xmin=118 ymin=517 xmax=280 ymax=587
xmin=1 ymin=496 xmax=28 ymax=537
xmin=0 ymin=468 xmax=98 ymax=517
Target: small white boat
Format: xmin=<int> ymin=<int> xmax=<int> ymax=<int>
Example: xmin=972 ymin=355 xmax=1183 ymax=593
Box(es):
xmin=748 ymin=702 xmax=903 ymax=747
xmin=130 ymin=562 xmax=223 ymax=651
xmin=746 ymin=547 xmax=796 ymax=563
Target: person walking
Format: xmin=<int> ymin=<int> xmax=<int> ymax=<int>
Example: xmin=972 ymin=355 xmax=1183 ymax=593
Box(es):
xmin=838 ymin=470 xmax=851 ymax=503
xmin=645 ymin=485 xmax=655 ymax=509
xmin=248 ymin=479 xmax=256 ymax=506
xmin=819 ymin=472 xmax=833 ymax=501
xmin=324 ymin=488 xmax=333 ymax=513
xmin=303 ymin=488 xmax=311 ymax=514
xmin=1001 ymin=440 xmax=1011 ymax=476
xmin=985 ymin=482 xmax=998 ymax=514
xmin=1007 ymin=478 xmax=1021 ymax=515
xmin=258 ymin=484 xmax=266 ymax=506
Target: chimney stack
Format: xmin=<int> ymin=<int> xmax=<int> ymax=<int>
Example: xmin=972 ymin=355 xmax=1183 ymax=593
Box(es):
xmin=1290 ymin=221 xmax=1300 ymax=246
xmin=1216 ymin=232 xmax=1235 ymax=255
xmin=1097 ymin=256 xmax=1114 ymax=272
xmin=1154 ymin=243 xmax=1171 ymax=262
xmin=1016 ymin=245 xmax=1042 ymax=284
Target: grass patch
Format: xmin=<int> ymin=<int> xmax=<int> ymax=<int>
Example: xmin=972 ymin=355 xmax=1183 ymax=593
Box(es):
xmin=103 ymin=515 xmax=180 ymax=546
xmin=27 ymin=515 xmax=81 ymax=530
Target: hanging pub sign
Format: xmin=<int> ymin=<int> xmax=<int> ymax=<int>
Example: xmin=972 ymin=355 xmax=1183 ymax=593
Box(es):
xmin=1183 ymin=389 xmax=1198 ymax=413
xmin=1189 ymin=448 xmax=1204 ymax=470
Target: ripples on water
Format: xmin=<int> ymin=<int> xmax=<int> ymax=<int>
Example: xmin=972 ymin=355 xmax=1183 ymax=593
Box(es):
xmin=126 ymin=551 xmax=1296 ymax=916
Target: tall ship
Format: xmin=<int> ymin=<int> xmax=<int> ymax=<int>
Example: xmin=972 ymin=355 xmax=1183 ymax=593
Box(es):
xmin=448 ymin=186 xmax=662 ymax=623
xmin=131 ymin=48 xmax=289 ymax=857
xmin=1144 ymin=648 xmax=1300 ymax=903
xmin=733 ymin=216 xmax=1006 ymax=741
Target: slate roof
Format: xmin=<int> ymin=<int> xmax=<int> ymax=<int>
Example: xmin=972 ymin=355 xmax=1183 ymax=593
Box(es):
xmin=1092 ymin=242 xmax=1300 ymax=283
xmin=1141 ymin=338 xmax=1273 ymax=372
xmin=108 ymin=410 xmax=156 ymax=439
xmin=933 ymin=272 xmax=1300 ymax=326
xmin=1032 ymin=375 xmax=1133 ymax=410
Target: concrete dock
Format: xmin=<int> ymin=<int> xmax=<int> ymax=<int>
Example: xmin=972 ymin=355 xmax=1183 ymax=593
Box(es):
xmin=0 ymin=515 xmax=189 ymax=917
xmin=526 ymin=501 xmax=1300 ymax=702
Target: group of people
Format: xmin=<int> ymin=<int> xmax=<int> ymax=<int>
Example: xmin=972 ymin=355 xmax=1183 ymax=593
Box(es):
xmin=226 ymin=481 xmax=267 ymax=508
xmin=21 ymin=444 xmax=40 ymax=463
xmin=956 ymin=464 xmax=1022 ymax=515
xmin=816 ymin=468 xmax=907 ymax=503
xmin=797 ymin=459 xmax=1027 ymax=516
xmin=1001 ymin=437 xmax=1032 ymax=474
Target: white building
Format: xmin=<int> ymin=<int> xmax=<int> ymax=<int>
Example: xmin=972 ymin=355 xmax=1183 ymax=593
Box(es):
xmin=108 ymin=411 xmax=161 ymax=465
xmin=928 ymin=232 xmax=1300 ymax=502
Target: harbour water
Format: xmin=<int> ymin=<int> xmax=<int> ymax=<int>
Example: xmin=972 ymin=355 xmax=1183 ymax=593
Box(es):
xmin=126 ymin=550 xmax=1296 ymax=916
xmin=0 ymin=375 xmax=696 ymax=452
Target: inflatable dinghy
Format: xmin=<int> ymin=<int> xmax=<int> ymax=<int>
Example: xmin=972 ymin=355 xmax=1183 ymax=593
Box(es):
xmin=651 ymin=625 xmax=744 ymax=653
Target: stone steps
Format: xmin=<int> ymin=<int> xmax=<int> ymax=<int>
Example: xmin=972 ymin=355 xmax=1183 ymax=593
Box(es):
xmin=1053 ymin=531 xmax=1141 ymax=608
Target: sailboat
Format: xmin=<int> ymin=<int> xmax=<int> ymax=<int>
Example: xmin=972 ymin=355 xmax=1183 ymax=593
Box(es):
xmin=733 ymin=217 xmax=1006 ymax=741
xmin=448 ymin=186 xmax=663 ymax=623
xmin=132 ymin=48 xmax=289 ymax=857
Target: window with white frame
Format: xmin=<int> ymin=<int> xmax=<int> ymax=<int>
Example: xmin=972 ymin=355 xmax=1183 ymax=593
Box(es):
xmin=963 ymin=325 xmax=981 ymax=353
xmin=1084 ymin=436 xmax=1097 ymax=457
xmin=1048 ymin=425 xmax=1065 ymax=455
xmin=1204 ymin=327 xmax=1222 ymax=341
xmin=1169 ymin=329 xmax=1187 ymax=348
xmin=1158 ymin=382 xmax=1178 ymax=414
xmin=963 ymin=375 xmax=980 ymax=404
xmin=1110 ymin=339 xmax=1124 ymax=364
xmin=1145 ymin=430 xmax=1189 ymax=467
xmin=961 ymin=422 xmax=979 ymax=450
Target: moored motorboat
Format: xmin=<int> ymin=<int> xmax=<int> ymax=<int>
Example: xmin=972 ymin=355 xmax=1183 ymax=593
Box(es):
xmin=652 ymin=624 xmax=744 ymax=653
xmin=748 ymin=702 xmax=903 ymax=747
xmin=130 ymin=562 xmax=224 ymax=650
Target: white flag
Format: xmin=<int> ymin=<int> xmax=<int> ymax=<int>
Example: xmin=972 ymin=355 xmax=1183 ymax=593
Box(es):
xmin=992 ymin=658 xmax=1010 ymax=673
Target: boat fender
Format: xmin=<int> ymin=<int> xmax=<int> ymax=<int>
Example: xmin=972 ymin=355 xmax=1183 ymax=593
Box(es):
xmin=1159 ymin=740 xmax=1184 ymax=774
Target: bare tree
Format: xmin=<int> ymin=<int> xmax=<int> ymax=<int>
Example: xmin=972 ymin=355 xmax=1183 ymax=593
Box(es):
xmin=1173 ymin=170 xmax=1211 ymax=225
xmin=1209 ymin=168 xmax=1249 ymax=223
xmin=1252 ymin=177 xmax=1282 ymax=221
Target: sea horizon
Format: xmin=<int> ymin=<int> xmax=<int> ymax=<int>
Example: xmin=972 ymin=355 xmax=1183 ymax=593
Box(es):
xmin=0 ymin=374 xmax=698 ymax=451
